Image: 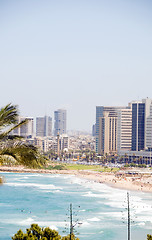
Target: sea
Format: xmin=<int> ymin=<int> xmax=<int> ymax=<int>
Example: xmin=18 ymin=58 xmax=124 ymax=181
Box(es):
xmin=0 ymin=172 xmax=152 ymax=240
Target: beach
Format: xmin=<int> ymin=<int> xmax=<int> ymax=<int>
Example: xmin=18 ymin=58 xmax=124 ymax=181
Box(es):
xmin=1 ymin=166 xmax=152 ymax=193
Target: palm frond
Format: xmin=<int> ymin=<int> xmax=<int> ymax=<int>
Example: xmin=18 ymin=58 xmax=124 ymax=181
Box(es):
xmin=0 ymin=119 xmax=28 ymax=140
xmin=0 ymin=103 xmax=19 ymax=128
xmin=0 ymin=142 xmax=46 ymax=168
xmin=0 ymin=103 xmax=47 ymax=168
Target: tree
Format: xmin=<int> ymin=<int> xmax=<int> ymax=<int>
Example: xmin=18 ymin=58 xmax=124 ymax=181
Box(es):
xmin=12 ymin=224 xmax=79 ymax=240
xmin=147 ymin=235 xmax=152 ymax=240
xmin=0 ymin=103 xmax=46 ymax=168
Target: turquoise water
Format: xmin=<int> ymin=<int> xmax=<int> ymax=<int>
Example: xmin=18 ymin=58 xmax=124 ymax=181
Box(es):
xmin=0 ymin=172 xmax=152 ymax=240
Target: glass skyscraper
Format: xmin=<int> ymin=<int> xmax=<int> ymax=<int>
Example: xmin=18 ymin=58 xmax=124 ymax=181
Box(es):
xmin=132 ymin=103 xmax=145 ymax=151
xmin=54 ymin=109 xmax=67 ymax=136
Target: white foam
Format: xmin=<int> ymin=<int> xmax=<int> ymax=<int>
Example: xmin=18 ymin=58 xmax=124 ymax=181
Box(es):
xmin=87 ymin=217 xmax=101 ymax=222
xmin=1 ymin=217 xmax=64 ymax=230
xmin=82 ymin=191 xmax=104 ymax=198
xmin=5 ymin=182 xmax=62 ymax=190
xmin=80 ymin=221 xmax=90 ymax=227
xmin=20 ymin=218 xmax=34 ymax=225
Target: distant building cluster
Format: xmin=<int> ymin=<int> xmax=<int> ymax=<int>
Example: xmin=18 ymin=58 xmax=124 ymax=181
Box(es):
xmin=10 ymin=109 xmax=68 ymax=153
xmin=11 ymin=109 xmax=67 ymax=138
xmin=95 ymin=98 xmax=152 ymax=162
xmin=69 ymin=135 xmax=95 ymax=152
xmin=10 ymin=109 xmax=95 ymax=154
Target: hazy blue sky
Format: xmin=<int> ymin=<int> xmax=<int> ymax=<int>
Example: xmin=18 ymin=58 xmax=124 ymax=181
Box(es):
xmin=0 ymin=0 xmax=152 ymax=132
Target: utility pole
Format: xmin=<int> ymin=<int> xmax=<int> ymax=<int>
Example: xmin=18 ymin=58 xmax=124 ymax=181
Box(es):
xmin=127 ymin=192 xmax=130 ymax=240
xmin=70 ymin=203 xmax=73 ymax=240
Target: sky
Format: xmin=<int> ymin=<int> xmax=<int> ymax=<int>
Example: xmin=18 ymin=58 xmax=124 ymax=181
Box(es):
xmin=0 ymin=0 xmax=152 ymax=132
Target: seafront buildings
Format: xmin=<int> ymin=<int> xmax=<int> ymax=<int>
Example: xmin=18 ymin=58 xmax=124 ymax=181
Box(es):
xmin=9 ymin=98 xmax=152 ymax=164
xmin=95 ymin=106 xmax=126 ymax=154
xmin=117 ymin=107 xmax=132 ymax=152
xmin=98 ymin=111 xmax=117 ymax=155
xmin=96 ymin=98 xmax=152 ymax=164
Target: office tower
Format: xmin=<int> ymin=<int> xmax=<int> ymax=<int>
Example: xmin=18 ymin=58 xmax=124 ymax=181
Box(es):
xmin=54 ymin=109 xmax=67 ymax=136
xmin=11 ymin=116 xmax=34 ymax=138
xmin=36 ymin=116 xmax=52 ymax=137
xmin=131 ymin=101 xmax=145 ymax=151
xmin=131 ymin=98 xmax=152 ymax=151
xmin=95 ymin=106 xmax=104 ymax=153
xmin=117 ymin=108 xmax=132 ymax=152
xmin=96 ymin=106 xmax=125 ymax=153
xmin=143 ymin=98 xmax=152 ymax=149
xmin=98 ymin=112 xmax=117 ymax=154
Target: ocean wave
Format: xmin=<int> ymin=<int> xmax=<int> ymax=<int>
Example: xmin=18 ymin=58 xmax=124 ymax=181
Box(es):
xmin=87 ymin=217 xmax=101 ymax=222
xmin=5 ymin=182 xmax=62 ymax=190
xmin=82 ymin=191 xmax=104 ymax=198
xmin=1 ymin=217 xmax=65 ymax=230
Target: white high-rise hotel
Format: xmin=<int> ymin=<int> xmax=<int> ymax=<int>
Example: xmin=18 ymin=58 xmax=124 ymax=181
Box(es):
xmin=117 ymin=107 xmax=132 ymax=152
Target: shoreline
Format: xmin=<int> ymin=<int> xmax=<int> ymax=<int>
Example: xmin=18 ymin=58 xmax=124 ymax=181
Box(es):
xmin=1 ymin=166 xmax=152 ymax=193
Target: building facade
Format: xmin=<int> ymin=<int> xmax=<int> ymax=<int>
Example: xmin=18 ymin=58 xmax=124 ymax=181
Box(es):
xmin=131 ymin=101 xmax=145 ymax=151
xmin=96 ymin=106 xmax=125 ymax=154
xmin=11 ymin=116 xmax=34 ymax=138
xmin=98 ymin=112 xmax=117 ymax=154
xmin=54 ymin=109 xmax=67 ymax=136
xmin=36 ymin=116 xmax=52 ymax=137
xmin=117 ymin=108 xmax=132 ymax=152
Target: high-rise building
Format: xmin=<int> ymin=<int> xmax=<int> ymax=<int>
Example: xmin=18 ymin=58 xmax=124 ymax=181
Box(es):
xmin=131 ymin=98 xmax=152 ymax=151
xmin=142 ymin=98 xmax=152 ymax=149
xmin=54 ymin=109 xmax=67 ymax=136
xmin=95 ymin=106 xmax=104 ymax=153
xmin=131 ymin=101 xmax=145 ymax=151
xmin=36 ymin=116 xmax=52 ymax=137
xmin=98 ymin=112 xmax=117 ymax=154
xmin=95 ymin=106 xmax=125 ymax=153
xmin=11 ymin=116 xmax=34 ymax=138
xmin=117 ymin=107 xmax=132 ymax=152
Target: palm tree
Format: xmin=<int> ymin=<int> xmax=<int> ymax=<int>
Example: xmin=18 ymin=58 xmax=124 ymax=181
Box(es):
xmin=0 ymin=103 xmax=46 ymax=168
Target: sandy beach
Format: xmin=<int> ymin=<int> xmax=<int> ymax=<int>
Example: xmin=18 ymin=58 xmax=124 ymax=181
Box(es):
xmin=1 ymin=166 xmax=152 ymax=193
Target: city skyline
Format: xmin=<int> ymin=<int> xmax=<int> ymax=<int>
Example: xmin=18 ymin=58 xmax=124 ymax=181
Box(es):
xmin=0 ymin=0 xmax=152 ymax=131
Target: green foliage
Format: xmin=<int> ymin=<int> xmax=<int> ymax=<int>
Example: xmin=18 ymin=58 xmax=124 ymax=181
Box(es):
xmin=47 ymin=164 xmax=66 ymax=170
xmin=0 ymin=103 xmax=47 ymax=168
xmin=65 ymin=163 xmax=119 ymax=172
xmin=12 ymin=224 xmax=79 ymax=240
xmin=62 ymin=233 xmax=79 ymax=240
xmin=147 ymin=234 xmax=152 ymax=240
xmin=124 ymin=164 xmax=130 ymax=167
xmin=124 ymin=163 xmax=147 ymax=168
xmin=0 ymin=103 xmax=18 ymax=127
xmin=138 ymin=164 xmax=147 ymax=168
